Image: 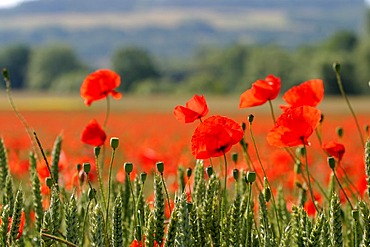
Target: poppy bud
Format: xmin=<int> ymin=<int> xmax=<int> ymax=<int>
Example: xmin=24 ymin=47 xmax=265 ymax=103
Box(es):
xmin=352 ymin=209 xmax=359 ymax=220
xmin=336 ymin=127 xmax=343 ymax=138
xmin=241 ymin=122 xmax=247 ymax=131
xmin=110 ymin=137 xmax=119 ymax=149
xmin=45 ymin=177 xmax=53 ymax=188
xmin=246 ymin=171 xmax=256 ymax=183
xmin=76 ymin=163 xmax=82 ymax=171
xmin=233 ymin=168 xmax=239 ymax=181
xmin=88 ymin=188 xmax=96 ymax=200
xmin=206 ymin=166 xmax=213 ymax=177
xmin=186 ymin=168 xmax=192 ymax=178
xmin=294 ymin=161 xmax=302 ymax=174
xmin=187 ymin=202 xmax=193 ymax=211
xmin=140 ymin=172 xmax=147 ymax=184
xmin=83 ymin=162 xmax=91 ymax=174
xmin=328 ymin=156 xmax=336 ymax=169
xmin=248 ymin=114 xmax=254 ymax=124
xmin=264 ymin=177 xmax=271 ymax=202
xmin=320 ymin=113 xmax=324 ymax=123
xmin=295 ymin=182 xmax=303 ymax=189
xmin=124 ymin=162 xmax=133 ymax=174
xmin=231 ymin=152 xmax=238 ymax=164
xmin=296 ymin=147 xmax=306 ymax=157
xmin=333 ymin=62 xmax=340 ymax=73
xmin=156 ymin=161 xmax=164 ymax=174
xmin=79 ymin=169 xmax=86 ymax=184
xmin=365 ymin=125 xmax=369 ymax=135
xmin=94 ymin=146 xmax=101 ymax=157
xmin=2 ymin=68 xmax=9 ymax=80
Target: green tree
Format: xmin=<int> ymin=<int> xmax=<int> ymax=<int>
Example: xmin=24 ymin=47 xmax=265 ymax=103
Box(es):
xmin=26 ymin=43 xmax=85 ymax=90
xmin=323 ymin=30 xmax=358 ymax=52
xmin=112 ymin=47 xmax=160 ymax=91
xmin=0 ymin=44 xmax=30 ymax=89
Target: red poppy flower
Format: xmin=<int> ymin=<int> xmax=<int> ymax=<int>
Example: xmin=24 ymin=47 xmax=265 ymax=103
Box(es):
xmin=267 ymin=106 xmax=321 ymax=147
xmin=174 ymin=94 xmax=209 ymax=123
xmin=322 ymin=141 xmax=345 ymax=162
xmin=129 ymin=239 xmax=143 ymax=247
xmin=239 ymin=74 xmax=281 ymax=108
xmin=81 ymin=119 xmax=106 ymax=146
xmin=281 ymin=79 xmax=324 ymax=110
xmin=191 ymin=115 xmax=244 ymax=159
xmin=80 ymin=69 xmax=122 ymax=106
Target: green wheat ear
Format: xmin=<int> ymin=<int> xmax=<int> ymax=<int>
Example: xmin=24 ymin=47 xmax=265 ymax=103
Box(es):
xmin=29 ymin=152 xmax=43 ymax=235
xmin=154 ymin=174 xmax=165 ymax=246
xmin=3 ymin=174 xmax=14 ymax=216
xmin=229 ymin=192 xmax=241 ymax=247
xmin=65 ymin=194 xmax=79 ymax=246
xmin=49 ymin=185 xmax=61 ymax=233
xmin=359 ymin=200 xmax=370 ymax=247
xmin=365 ymin=139 xmax=370 ymax=199
xmin=0 ymin=138 xmax=9 ymax=188
xmin=112 ymin=194 xmax=123 ymax=247
xmin=51 ymin=134 xmax=62 ymax=186
xmin=0 ymin=204 xmax=10 ymax=246
xmin=7 ymin=188 xmax=24 ymax=246
xmin=90 ymin=204 xmax=105 ymax=247
xmin=174 ymin=193 xmax=192 ymax=247
xmin=308 ymin=212 xmax=325 ymax=247
xmin=145 ymin=212 xmax=156 ymax=247
xmin=330 ymin=192 xmax=343 ymax=247
xmin=192 ymin=160 xmax=205 ymax=206
xmin=291 ymin=205 xmax=303 ymax=247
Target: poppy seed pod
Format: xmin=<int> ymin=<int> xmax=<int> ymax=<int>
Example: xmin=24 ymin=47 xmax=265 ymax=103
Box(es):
xmin=83 ymin=162 xmax=91 ymax=174
xmin=156 ymin=161 xmax=164 ymax=173
xmin=124 ymin=162 xmax=133 ymax=174
xmin=336 ymin=127 xmax=344 ymax=138
xmin=94 ymin=146 xmax=101 ymax=157
xmin=88 ymin=188 xmax=96 ymax=200
xmin=140 ymin=172 xmax=147 ymax=184
xmin=206 ymin=166 xmax=213 ymax=177
xmin=328 ymin=156 xmax=336 ymax=169
xmin=186 ymin=168 xmax=192 ymax=178
xmin=233 ymin=168 xmax=239 ymax=181
xmin=248 ymin=114 xmax=254 ymax=123
xmin=231 ymin=152 xmax=238 ymax=164
xmin=352 ymin=209 xmax=359 ymax=220
xmin=246 ymin=171 xmax=256 ymax=183
xmin=110 ymin=137 xmax=119 ymax=149
xmin=76 ymin=163 xmax=82 ymax=171
xmin=45 ymin=177 xmax=53 ymax=188
xmin=333 ymin=62 xmax=340 ymax=73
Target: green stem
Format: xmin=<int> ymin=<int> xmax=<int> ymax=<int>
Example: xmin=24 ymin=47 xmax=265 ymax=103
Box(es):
xmin=127 ymin=173 xmax=138 ymax=226
xmin=103 ymin=95 xmax=111 ymax=128
xmin=105 ymin=147 xmax=117 ymax=235
xmin=34 ymin=132 xmax=56 ymax=185
xmin=249 ymin=121 xmax=281 ymax=238
xmin=161 ymin=173 xmax=172 ymax=216
xmin=95 ymin=152 xmax=107 ymax=213
xmin=268 ymin=99 xmax=276 ymax=124
xmin=302 ymin=143 xmax=320 ymax=213
xmin=334 ymin=64 xmax=365 ymax=146
xmin=41 ymin=233 xmax=78 ymax=247
xmin=332 ymin=168 xmax=354 ymax=210
xmin=81 ymin=199 xmax=92 ymax=246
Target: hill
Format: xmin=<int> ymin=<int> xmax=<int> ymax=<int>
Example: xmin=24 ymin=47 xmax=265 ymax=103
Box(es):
xmin=0 ymin=0 xmax=366 ymax=67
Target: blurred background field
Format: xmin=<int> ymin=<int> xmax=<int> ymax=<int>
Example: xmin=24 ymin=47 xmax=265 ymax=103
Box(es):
xmin=0 ymin=0 xmax=370 ymax=96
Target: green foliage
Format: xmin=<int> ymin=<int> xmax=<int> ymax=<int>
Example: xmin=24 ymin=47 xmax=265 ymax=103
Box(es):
xmin=65 ymin=195 xmax=79 ymax=246
xmin=112 ymin=46 xmax=160 ymax=91
xmin=51 ymin=135 xmax=62 ymax=185
xmin=26 ymin=43 xmax=85 ymax=90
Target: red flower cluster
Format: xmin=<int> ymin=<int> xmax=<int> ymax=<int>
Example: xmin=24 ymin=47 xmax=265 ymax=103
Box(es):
xmin=173 ymin=94 xmax=209 ymax=123
xmin=80 ymin=69 xmax=122 ymax=106
xmin=191 ymin=115 xmax=244 ymax=159
xmin=267 ymin=106 xmax=321 ymax=147
xmin=239 ymin=74 xmax=281 ymax=108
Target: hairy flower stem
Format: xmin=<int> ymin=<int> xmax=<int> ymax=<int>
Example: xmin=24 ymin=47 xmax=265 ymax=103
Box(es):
xmin=268 ymin=99 xmax=276 ymax=124
xmin=333 ymin=63 xmax=365 ymax=146
xmin=127 ymin=173 xmax=138 ymax=227
xmin=161 ymin=173 xmax=172 ymax=216
xmin=302 ymin=143 xmax=320 ymax=213
xmin=34 ymin=131 xmax=56 ymax=185
xmin=331 ymin=168 xmax=354 ymax=210
xmin=95 ymin=152 xmax=107 ymax=213
xmin=103 ymin=95 xmax=111 ymax=128
xmin=249 ymin=121 xmax=282 ymax=238
xmin=105 ymin=147 xmax=117 ymax=236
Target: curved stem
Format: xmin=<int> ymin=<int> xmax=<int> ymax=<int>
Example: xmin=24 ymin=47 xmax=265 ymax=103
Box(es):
xmin=95 ymin=152 xmax=107 ymax=212
xmin=332 ymin=168 xmax=354 ymax=210
xmin=334 ymin=66 xmax=365 ymax=146
xmin=268 ymin=99 xmax=276 ymax=124
xmin=249 ymin=122 xmax=281 ymax=237
xmin=161 ymin=173 xmax=172 ymax=216
xmin=302 ymin=143 xmax=320 ymax=213
xmin=105 ymin=147 xmax=116 ymax=235
xmin=103 ymin=96 xmax=111 ymax=128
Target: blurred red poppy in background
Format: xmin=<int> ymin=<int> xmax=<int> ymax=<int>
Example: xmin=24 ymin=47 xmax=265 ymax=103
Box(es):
xmin=239 ymin=74 xmax=281 ymax=108
xmin=81 ymin=119 xmax=106 ymax=146
xmin=80 ymin=69 xmax=122 ymax=106
xmin=174 ymin=94 xmax=209 ymax=123
xmin=281 ymin=79 xmax=324 ymax=110
xmin=191 ymin=115 xmax=243 ymax=159
xmin=267 ymin=106 xmax=321 ymax=147
xmin=322 ymin=141 xmax=345 ymax=163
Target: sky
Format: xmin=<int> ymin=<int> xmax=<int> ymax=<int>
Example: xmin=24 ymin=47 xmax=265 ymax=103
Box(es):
xmin=0 ymin=0 xmax=35 ymax=8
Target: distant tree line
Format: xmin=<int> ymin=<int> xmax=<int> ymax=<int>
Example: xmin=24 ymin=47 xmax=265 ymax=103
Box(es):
xmin=0 ymin=29 xmax=369 ymax=95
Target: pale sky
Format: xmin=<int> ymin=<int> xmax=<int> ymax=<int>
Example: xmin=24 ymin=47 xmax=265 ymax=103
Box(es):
xmin=0 ymin=0 xmax=35 ymax=9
